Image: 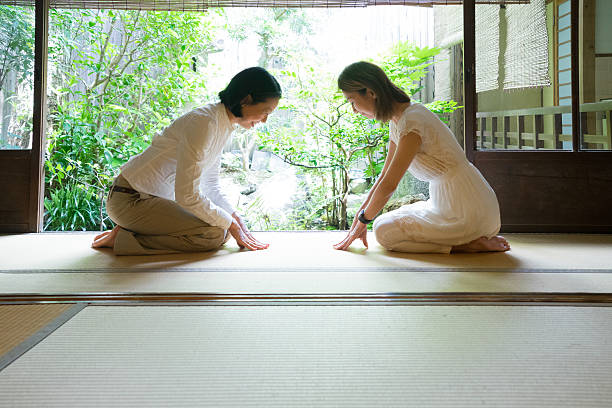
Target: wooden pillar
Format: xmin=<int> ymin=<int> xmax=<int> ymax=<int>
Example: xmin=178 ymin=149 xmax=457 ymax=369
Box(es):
xmin=554 ymin=113 xmax=563 ymax=149
xmin=480 ymin=117 xmax=486 ymax=150
xmin=535 ymin=114 xmax=544 ymax=149
xmin=503 ymin=116 xmax=510 ymax=149
xmin=491 ymin=117 xmax=498 ymax=149
xmin=571 ymin=0 xmax=581 ymax=151
xmin=450 ymin=43 xmax=465 ymax=149
xmin=518 ymin=116 xmax=525 ymax=149
xmin=579 ymin=0 xmax=596 ymax=105
xmin=29 ymin=0 xmax=50 ymax=232
xmin=606 ymin=110 xmax=612 ymax=150
xmin=463 ymin=0 xmax=476 ymax=161
xmin=579 ymin=0 xmax=597 ymax=149
xmin=580 ymin=111 xmax=588 ymax=148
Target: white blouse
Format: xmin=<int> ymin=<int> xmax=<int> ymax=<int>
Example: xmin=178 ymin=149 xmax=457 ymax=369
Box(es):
xmin=120 ymin=103 xmax=236 ymax=229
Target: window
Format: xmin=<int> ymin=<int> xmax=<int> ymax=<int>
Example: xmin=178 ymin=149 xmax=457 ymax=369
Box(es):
xmin=0 ymin=5 xmax=34 ymax=150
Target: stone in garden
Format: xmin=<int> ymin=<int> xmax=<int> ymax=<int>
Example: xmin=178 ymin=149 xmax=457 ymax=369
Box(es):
xmin=241 ymin=184 xmax=257 ymax=195
xmin=349 ymin=178 xmax=370 ymax=194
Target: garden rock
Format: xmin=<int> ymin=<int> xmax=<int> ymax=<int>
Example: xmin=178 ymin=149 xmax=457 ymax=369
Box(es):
xmin=349 ymin=178 xmax=370 ymax=194
xmin=240 ymin=184 xmax=257 ymax=195
xmin=383 ymin=193 xmax=427 ymax=212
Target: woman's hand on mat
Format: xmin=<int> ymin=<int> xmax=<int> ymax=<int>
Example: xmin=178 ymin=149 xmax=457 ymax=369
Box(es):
xmin=232 ymin=212 xmax=270 ymax=249
xmin=229 ymin=219 xmax=269 ymax=250
xmin=333 ymin=222 xmax=368 ymax=251
xmin=232 ymin=212 xmax=249 ymax=232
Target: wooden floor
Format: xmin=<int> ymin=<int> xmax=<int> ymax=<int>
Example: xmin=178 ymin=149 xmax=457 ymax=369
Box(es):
xmin=1 ymin=232 xmax=611 ymax=406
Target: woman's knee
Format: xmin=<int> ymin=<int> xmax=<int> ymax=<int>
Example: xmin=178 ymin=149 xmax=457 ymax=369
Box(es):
xmin=372 ymin=214 xmax=398 ymax=249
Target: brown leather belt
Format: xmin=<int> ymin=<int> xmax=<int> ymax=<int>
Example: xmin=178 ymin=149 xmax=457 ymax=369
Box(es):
xmin=110 ymin=185 xmax=139 ymax=195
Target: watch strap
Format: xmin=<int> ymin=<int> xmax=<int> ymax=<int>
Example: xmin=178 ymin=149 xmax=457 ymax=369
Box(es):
xmin=358 ymin=209 xmax=373 ymax=225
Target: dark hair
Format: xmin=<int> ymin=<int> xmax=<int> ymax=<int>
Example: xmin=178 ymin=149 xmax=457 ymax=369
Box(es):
xmin=338 ymin=61 xmax=410 ymax=123
xmin=219 ymin=67 xmax=282 ymax=118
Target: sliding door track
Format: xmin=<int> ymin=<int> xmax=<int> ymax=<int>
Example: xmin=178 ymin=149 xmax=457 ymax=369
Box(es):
xmin=2 ymin=292 xmax=612 ymax=305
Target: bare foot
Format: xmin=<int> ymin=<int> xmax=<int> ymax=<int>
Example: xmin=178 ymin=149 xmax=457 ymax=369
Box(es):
xmin=91 ymin=225 xmax=121 ymax=248
xmin=451 ymin=236 xmax=510 ymax=253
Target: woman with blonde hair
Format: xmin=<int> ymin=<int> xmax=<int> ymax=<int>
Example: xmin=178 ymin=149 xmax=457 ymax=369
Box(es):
xmin=334 ymin=61 xmax=509 ymax=253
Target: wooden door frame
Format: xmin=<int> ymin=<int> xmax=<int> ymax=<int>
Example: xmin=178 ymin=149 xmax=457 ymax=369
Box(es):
xmin=464 ymin=0 xmax=612 ymax=232
xmin=29 ymin=0 xmax=50 ymax=232
xmin=2 ymin=0 xmax=611 ymax=233
xmin=0 ymin=0 xmax=47 ymax=233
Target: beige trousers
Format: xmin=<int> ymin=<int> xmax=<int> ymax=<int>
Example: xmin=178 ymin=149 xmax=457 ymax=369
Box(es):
xmin=106 ymin=175 xmax=229 ymax=255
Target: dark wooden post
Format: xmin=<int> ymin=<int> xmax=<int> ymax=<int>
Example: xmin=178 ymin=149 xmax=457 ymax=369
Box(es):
xmin=29 ymin=0 xmax=50 ymax=232
xmin=518 ymin=116 xmax=525 ymax=149
xmin=463 ymin=0 xmax=476 ymax=161
xmin=534 ymin=114 xmax=544 ymax=149
xmin=480 ymin=117 xmax=486 ymax=150
xmin=606 ymin=110 xmax=612 ymax=150
xmin=554 ymin=113 xmax=563 ymax=149
xmin=491 ymin=117 xmax=498 ymax=149
xmin=580 ymin=111 xmax=588 ymax=149
xmin=503 ymin=116 xmax=510 ymax=149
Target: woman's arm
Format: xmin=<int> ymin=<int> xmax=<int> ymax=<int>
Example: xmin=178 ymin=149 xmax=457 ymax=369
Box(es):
xmin=349 ymin=140 xmax=397 ymax=229
xmin=202 ymin=155 xmax=268 ymax=250
xmin=334 ymin=132 xmax=421 ymax=250
xmin=201 ymin=155 xmax=237 ymax=216
xmin=361 ymin=132 xmax=421 ymax=220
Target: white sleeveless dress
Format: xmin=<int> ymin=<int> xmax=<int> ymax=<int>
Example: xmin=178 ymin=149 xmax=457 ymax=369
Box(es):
xmin=372 ymin=103 xmax=501 ymax=253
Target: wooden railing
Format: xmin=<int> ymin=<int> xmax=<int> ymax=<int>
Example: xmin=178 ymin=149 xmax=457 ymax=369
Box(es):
xmin=476 ymin=101 xmax=612 ymax=150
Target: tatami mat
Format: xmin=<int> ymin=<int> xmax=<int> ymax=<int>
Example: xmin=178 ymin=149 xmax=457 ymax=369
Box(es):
xmin=1 ymin=305 xmax=611 ymax=407
xmin=0 ymin=304 xmax=73 ymax=358
xmin=2 ymin=232 xmax=611 ymax=271
xmin=0 ymin=232 xmax=611 ymax=296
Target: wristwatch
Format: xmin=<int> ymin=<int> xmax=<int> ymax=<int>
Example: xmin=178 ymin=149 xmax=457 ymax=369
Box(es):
xmin=358 ymin=209 xmax=373 ymax=225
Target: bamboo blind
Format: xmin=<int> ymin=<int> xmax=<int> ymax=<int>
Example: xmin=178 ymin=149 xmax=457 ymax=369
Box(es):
xmin=0 ymin=0 xmax=530 ymax=10
xmin=504 ymin=0 xmax=551 ymax=89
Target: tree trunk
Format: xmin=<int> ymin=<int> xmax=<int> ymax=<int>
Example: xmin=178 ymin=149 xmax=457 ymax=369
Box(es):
xmin=1 ymin=71 xmax=17 ymax=147
xmin=339 ymin=168 xmax=349 ymax=230
xmin=366 ymin=147 xmax=376 ymax=182
xmin=330 ymin=168 xmax=338 ymax=228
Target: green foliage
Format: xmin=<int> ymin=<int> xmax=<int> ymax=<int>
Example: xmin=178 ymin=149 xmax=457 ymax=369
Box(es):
xmin=377 ymin=42 xmax=440 ymax=97
xmin=41 ymin=9 xmax=462 ymax=232
xmin=0 ymin=6 xmax=34 ymax=91
xmin=0 ymin=6 xmax=35 ymax=148
xmin=425 ymin=99 xmax=462 ymax=124
xmin=43 ymin=182 xmax=105 ymax=231
xmin=256 ymin=41 xmax=456 ymax=230
xmin=222 ymin=8 xmax=312 ymax=69
xmin=258 ymin=67 xmax=389 ymax=229
xmin=44 ymin=9 xmax=218 ymax=230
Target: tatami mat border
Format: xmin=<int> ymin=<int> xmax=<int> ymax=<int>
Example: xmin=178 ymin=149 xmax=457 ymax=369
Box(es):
xmin=2 ymin=267 xmax=611 ymax=274
xmin=2 ymin=292 xmax=612 ymax=305
xmin=0 ymin=304 xmax=86 ymax=372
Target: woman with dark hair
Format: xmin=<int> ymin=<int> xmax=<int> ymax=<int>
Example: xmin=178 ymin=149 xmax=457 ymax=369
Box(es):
xmin=334 ymin=61 xmax=509 ymax=253
xmin=92 ymin=67 xmax=281 ymax=254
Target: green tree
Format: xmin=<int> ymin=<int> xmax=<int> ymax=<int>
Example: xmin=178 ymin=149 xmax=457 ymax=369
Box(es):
xmin=258 ymin=42 xmax=460 ymax=230
xmin=44 ymin=9 xmax=219 ymax=230
xmin=222 ymin=8 xmax=313 ymax=171
xmin=259 ymin=66 xmax=387 ymax=230
xmin=223 ymin=8 xmax=312 ymax=69
xmin=0 ymin=6 xmax=34 ymax=93
xmin=0 ymin=6 xmax=35 ymax=148
xmin=377 ymin=41 xmax=461 ymax=123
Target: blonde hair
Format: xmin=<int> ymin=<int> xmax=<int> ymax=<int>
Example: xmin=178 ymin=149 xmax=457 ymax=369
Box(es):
xmin=338 ymin=61 xmax=410 ymax=123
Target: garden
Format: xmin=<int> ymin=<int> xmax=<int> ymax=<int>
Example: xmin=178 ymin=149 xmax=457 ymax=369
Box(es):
xmin=0 ymin=6 xmax=459 ymax=231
